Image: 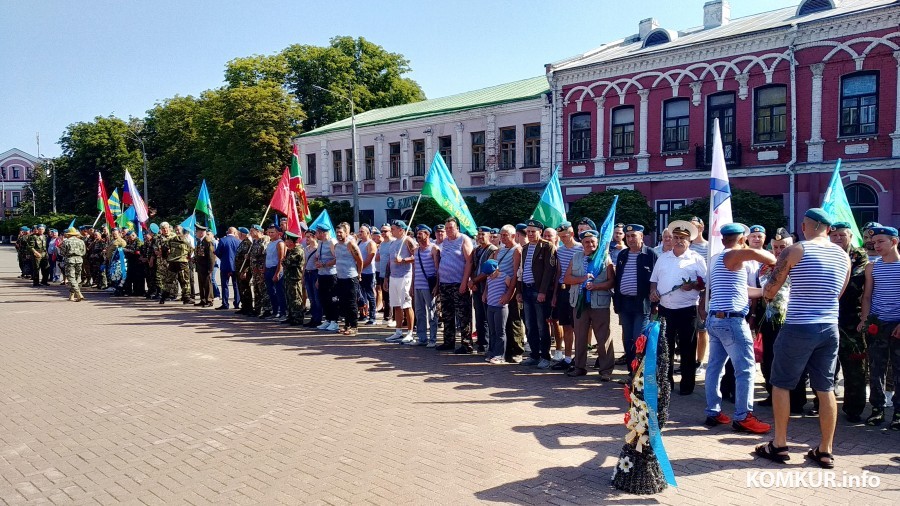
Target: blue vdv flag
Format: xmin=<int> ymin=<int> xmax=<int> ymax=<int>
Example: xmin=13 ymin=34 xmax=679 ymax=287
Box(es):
xmin=308 ymin=209 xmax=334 ymax=232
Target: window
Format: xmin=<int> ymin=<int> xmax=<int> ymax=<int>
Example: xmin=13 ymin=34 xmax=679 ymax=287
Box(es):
xmin=306 ymin=154 xmax=317 ymax=185
xmin=332 ymin=150 xmax=343 ymax=182
xmin=841 ymin=72 xmax=878 ymax=136
xmin=846 ymin=183 xmax=879 ymax=225
xmin=754 ymin=86 xmax=786 ymax=143
xmin=643 ymin=30 xmax=671 ymax=48
xmin=797 ymin=0 xmax=835 ymax=17
xmin=524 ymin=124 xmax=540 ymax=167
xmin=364 ymin=146 xmax=375 ymax=180
xmin=389 ymin=143 xmax=400 ymax=178
xmin=499 ymin=127 xmax=516 ymax=169
xmin=569 ymin=113 xmax=591 ymax=160
xmin=413 ymin=140 xmax=425 ymax=176
xmin=611 ymin=107 xmax=635 ymax=156
xmin=663 ymin=99 xmax=690 ymax=152
xmin=439 ymin=135 xmax=452 ymax=168
xmin=345 ymin=149 xmax=354 ymax=181
xmin=12 ymin=192 xmax=20 ymax=208
xmin=471 ymin=132 xmax=485 ymax=172
xmin=27 ymin=168 xmax=33 ymax=179
xmin=707 ymin=92 xmax=736 ymax=159
xmin=12 ymin=167 xmax=20 ymax=179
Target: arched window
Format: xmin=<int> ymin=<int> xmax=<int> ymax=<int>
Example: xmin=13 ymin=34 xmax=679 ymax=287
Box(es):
xmin=845 ymin=183 xmax=878 ymax=226
xmin=797 ymin=0 xmax=835 ymax=17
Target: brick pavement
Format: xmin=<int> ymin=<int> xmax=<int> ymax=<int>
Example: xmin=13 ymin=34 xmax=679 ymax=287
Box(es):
xmin=0 ymin=246 xmax=897 ymax=505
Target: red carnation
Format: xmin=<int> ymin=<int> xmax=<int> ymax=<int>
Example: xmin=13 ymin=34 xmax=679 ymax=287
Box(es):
xmin=624 ymin=385 xmax=631 ymax=403
xmin=630 ymin=358 xmax=640 ymax=371
xmin=868 ymin=324 xmax=879 ymax=335
xmin=695 ymin=276 xmax=706 ymax=290
xmin=624 ymin=412 xmax=631 ymax=425
xmin=635 ymin=335 xmax=647 ymax=354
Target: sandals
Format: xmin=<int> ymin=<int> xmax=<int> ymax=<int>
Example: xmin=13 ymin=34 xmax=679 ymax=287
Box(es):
xmin=754 ymin=441 xmax=790 ymax=463
xmin=806 ymin=447 xmax=835 ymax=469
xmin=340 ymin=328 xmax=358 ymax=336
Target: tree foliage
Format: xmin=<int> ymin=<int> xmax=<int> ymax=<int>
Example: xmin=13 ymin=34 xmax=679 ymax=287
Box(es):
xmin=672 ymin=188 xmax=787 ymax=239
xmin=308 ymin=197 xmax=353 ymax=227
xmin=568 ymin=189 xmax=657 ymax=232
xmin=474 ymin=188 xmax=540 ymax=228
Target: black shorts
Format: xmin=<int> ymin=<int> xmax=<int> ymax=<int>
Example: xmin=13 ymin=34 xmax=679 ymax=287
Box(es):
xmin=553 ymin=285 xmax=574 ymax=326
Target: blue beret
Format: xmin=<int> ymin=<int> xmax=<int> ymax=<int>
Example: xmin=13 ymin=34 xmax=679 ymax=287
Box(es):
xmin=20 ymin=226 xmax=30 ymax=231
xmin=314 ymin=223 xmax=330 ymax=232
xmin=371 ymin=229 xmax=381 ymax=235
xmin=149 ymin=223 xmax=160 ymax=234
xmin=749 ymin=225 xmax=765 ymax=234
xmin=434 ymin=224 xmax=445 ymax=231
xmin=526 ymin=219 xmax=545 ymax=230
xmin=720 ymin=223 xmax=747 ymax=236
xmin=830 ymin=222 xmax=851 ymax=231
xmin=416 ymin=224 xmax=432 ymax=234
xmin=477 ymin=226 xmax=492 ymax=233
xmin=251 ymin=224 xmax=264 ymax=231
xmin=624 ymin=224 xmax=644 ymax=233
xmin=481 ymin=259 xmax=499 ymax=276
xmin=870 ymin=226 xmax=898 ymax=238
xmin=391 ymin=220 xmax=407 ymax=229
xmin=49 ymin=228 xmax=57 ymax=233
xmin=237 ymin=227 xmax=250 ymax=234
xmin=556 ymin=221 xmax=573 ymax=231
xmin=804 ymin=207 xmax=832 ymax=226
xmin=862 ymin=222 xmax=881 ymax=231
xmin=37 ymin=223 xmax=46 ymax=228
xmin=515 ymin=223 xmax=528 ymax=231
xmin=578 ymin=218 xmax=596 ymax=229
xmin=381 ymin=223 xmax=391 ymax=229
xmin=579 ymin=229 xmax=599 ymax=240
xmin=491 ymin=228 xmax=499 ymax=234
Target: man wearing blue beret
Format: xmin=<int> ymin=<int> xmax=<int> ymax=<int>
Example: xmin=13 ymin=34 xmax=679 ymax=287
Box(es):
xmin=613 ymin=224 xmax=658 ymax=372
xmin=519 ymin=219 xmax=558 ymax=368
xmin=757 ymin=209 xmax=851 ymax=467
xmin=470 ymin=226 xmax=499 ymax=353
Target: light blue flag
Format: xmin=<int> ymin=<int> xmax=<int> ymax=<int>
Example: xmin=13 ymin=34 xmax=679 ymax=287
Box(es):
xmin=68 ymin=218 xmax=76 ymax=230
xmin=576 ymin=195 xmax=618 ymax=318
xmin=308 ymin=209 xmax=334 ymax=232
xmin=641 ymin=320 xmax=677 ymax=487
xmin=194 ymin=180 xmax=217 ymax=235
xmin=822 ymin=159 xmax=863 ymax=247
xmin=531 ymin=167 xmax=567 ymax=229
xmin=180 ymin=214 xmax=196 ymax=234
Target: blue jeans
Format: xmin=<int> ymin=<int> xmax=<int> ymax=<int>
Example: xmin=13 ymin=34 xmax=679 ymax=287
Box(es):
xmin=264 ymin=267 xmax=286 ymax=316
xmin=522 ymin=284 xmax=552 ymax=360
xmin=618 ymin=296 xmax=650 ymax=367
xmin=487 ymin=304 xmax=508 ymax=359
xmin=220 ymin=270 xmax=240 ymax=308
xmin=212 ymin=263 xmax=221 ymax=298
xmin=304 ymin=270 xmax=322 ymax=323
xmin=414 ymin=288 xmax=438 ymax=344
xmin=705 ymin=315 xmax=756 ymax=421
xmin=360 ymin=272 xmax=376 ymax=321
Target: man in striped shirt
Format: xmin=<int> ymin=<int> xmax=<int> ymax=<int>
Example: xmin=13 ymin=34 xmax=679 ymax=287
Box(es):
xmin=756 ymin=208 xmax=850 ymax=468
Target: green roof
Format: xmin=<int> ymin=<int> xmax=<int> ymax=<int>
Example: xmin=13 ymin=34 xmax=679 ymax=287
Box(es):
xmin=298 ymin=76 xmax=549 ymax=137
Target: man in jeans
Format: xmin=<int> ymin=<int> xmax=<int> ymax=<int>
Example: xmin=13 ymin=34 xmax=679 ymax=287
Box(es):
xmin=704 ymin=223 xmax=776 ymax=434
xmin=412 ymin=225 xmax=440 ymax=346
xmin=613 ymin=224 xmax=658 ymax=372
xmin=470 ymin=226 xmax=498 ymax=353
xmin=519 ymin=219 xmax=557 ymax=369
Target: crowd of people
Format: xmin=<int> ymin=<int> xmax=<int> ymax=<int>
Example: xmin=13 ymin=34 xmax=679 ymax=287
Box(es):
xmin=12 ymin=209 xmax=900 ymax=467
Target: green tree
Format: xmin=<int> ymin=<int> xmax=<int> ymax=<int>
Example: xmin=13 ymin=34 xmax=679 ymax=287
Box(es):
xmin=279 ymin=36 xmax=425 ymax=131
xmin=474 ymin=188 xmax=540 ymax=228
xmin=672 ymin=188 xmax=787 ymax=239
xmin=307 ymin=197 xmax=353 ymax=226
xmin=568 ymin=189 xmax=657 ymax=233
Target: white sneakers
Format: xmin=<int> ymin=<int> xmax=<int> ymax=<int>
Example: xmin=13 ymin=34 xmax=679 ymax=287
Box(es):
xmin=537 ymin=359 xmax=553 ymax=369
xmin=426 ymin=342 xmax=437 ymax=348
xmin=325 ymin=321 xmax=339 ymax=332
xmin=399 ymin=332 xmax=415 ymax=344
xmin=385 ymin=330 xmax=404 ymax=342
xmin=317 ymin=321 xmax=331 ymax=330
xmin=552 ymin=350 xmax=565 ymax=362
xmin=489 ymin=356 xmax=505 ymax=365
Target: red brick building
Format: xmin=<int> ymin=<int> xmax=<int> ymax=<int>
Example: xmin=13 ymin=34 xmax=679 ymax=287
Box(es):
xmin=547 ymin=0 xmax=900 ymax=233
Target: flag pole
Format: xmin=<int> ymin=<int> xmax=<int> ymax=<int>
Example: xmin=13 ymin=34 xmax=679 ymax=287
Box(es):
xmin=259 ymin=204 xmax=272 ymax=227
xmin=91 ymin=211 xmax=103 ymax=228
xmin=404 ymin=194 xmax=424 ymax=236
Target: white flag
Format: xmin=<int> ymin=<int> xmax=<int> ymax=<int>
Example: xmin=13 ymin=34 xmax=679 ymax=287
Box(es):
xmin=708 ymin=118 xmax=733 ymax=259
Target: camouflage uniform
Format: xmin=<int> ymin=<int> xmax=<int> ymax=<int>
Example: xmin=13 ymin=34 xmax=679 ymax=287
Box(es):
xmin=15 ymin=232 xmax=30 ymax=278
xmin=89 ymin=237 xmax=109 ymax=289
xmin=164 ymin=233 xmax=192 ymax=302
xmin=81 ymin=233 xmax=94 ymax=286
xmin=141 ymin=236 xmax=158 ymax=298
xmin=27 ymin=233 xmax=50 ymax=285
xmin=282 ymin=243 xmax=305 ymax=323
xmin=838 ymin=246 xmax=868 ymax=420
xmin=155 ymin=232 xmax=174 ymax=297
xmin=60 ymin=235 xmax=86 ymax=300
xmin=235 ymin=237 xmax=253 ymax=312
xmin=250 ymin=236 xmax=271 ymax=314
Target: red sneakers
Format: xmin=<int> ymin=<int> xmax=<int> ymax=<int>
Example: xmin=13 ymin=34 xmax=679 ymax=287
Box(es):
xmin=705 ymin=412 xmax=731 ymax=426
xmin=733 ymin=413 xmax=772 ymax=434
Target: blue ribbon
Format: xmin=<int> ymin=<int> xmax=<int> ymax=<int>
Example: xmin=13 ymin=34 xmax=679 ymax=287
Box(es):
xmin=642 ymin=320 xmax=677 ymax=487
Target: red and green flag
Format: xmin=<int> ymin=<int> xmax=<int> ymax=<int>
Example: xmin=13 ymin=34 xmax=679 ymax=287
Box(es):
xmin=97 ymin=173 xmax=116 ymax=228
xmin=289 ymin=144 xmax=311 ymax=221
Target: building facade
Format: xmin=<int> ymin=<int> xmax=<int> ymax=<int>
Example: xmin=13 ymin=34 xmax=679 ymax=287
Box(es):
xmin=0 ymin=148 xmax=38 ymax=219
xmin=295 ymin=77 xmax=552 ymax=226
xmin=547 ymin=0 xmax=900 ymax=232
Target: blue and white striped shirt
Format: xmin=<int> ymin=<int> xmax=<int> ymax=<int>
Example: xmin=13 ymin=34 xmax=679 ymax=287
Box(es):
xmin=438 ymin=235 xmax=469 ymax=284
xmin=708 ymin=250 xmax=749 ymax=315
xmin=785 ymin=241 xmax=849 ymax=325
xmin=557 ymin=242 xmax=583 ymax=284
xmin=523 ymin=244 xmax=536 ymax=284
xmin=413 ymin=243 xmax=438 ymax=290
xmin=618 ymin=252 xmax=640 ymax=296
xmin=486 ymin=274 xmax=508 ymax=307
xmin=871 ymin=258 xmax=900 ymax=323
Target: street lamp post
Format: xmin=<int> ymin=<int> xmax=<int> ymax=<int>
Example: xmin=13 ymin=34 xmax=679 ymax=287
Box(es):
xmin=312 ymin=84 xmax=359 ymax=231
xmin=1 ymin=165 xmax=6 ymax=220
xmin=123 ymin=131 xmax=149 ymax=203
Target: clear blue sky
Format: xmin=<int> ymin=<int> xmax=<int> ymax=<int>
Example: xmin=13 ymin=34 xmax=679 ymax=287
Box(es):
xmin=1 ymin=0 xmax=795 ymax=157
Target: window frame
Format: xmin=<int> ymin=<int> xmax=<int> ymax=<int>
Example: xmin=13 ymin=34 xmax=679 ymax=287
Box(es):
xmin=364 ymin=145 xmax=375 ymax=181
xmin=306 ymin=153 xmax=317 ymax=185
xmin=332 ymin=150 xmax=343 ymax=182
xmin=569 ymin=113 xmax=591 ymax=161
xmin=12 ymin=167 xmax=20 ymax=179
xmin=438 ymin=135 xmax=452 ymax=169
xmin=344 ymin=148 xmax=354 ymax=181
xmin=610 ymin=106 xmax=635 ymax=157
xmin=389 ymin=143 xmax=401 ymax=179
xmin=839 ymin=71 xmax=879 ymax=137
xmin=706 ymin=91 xmax=736 ymax=158
xmin=471 ymin=131 xmax=485 ymax=172
xmin=662 ymin=98 xmax=690 ymax=152
xmin=12 ymin=192 xmax=20 ymax=207
xmin=753 ymin=85 xmax=787 ymax=144
xmin=412 ymin=139 xmax=426 ymax=176
xmin=523 ymin=123 xmax=541 ymax=168
xmin=499 ymin=127 xmax=516 ymax=170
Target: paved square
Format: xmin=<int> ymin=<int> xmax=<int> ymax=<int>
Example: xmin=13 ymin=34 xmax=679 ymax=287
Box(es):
xmin=0 ymin=247 xmax=897 ymax=505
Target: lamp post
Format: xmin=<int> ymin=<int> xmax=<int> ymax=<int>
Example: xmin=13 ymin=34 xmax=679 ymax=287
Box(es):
xmin=123 ymin=131 xmax=149 ymax=203
xmin=43 ymin=158 xmax=56 ymax=214
xmin=27 ymin=186 xmax=36 ymax=216
xmin=312 ymin=84 xmax=359 ymax=231
xmin=1 ymin=165 xmax=6 ymax=220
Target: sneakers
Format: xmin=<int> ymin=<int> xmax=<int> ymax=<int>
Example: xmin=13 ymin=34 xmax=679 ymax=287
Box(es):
xmin=325 ymin=321 xmax=339 ymax=332
xmin=537 ymin=359 xmax=553 ymax=369
xmin=399 ymin=333 xmax=415 ymax=344
xmin=386 ymin=320 xmax=396 ymax=328
xmin=454 ymin=345 xmax=474 ymax=355
xmin=705 ymin=412 xmax=732 ymax=427
xmin=385 ymin=330 xmax=404 ymax=342
xmin=552 ymin=350 xmax=565 ymax=362
xmin=317 ymin=321 xmax=331 ymax=330
xmin=365 ymin=319 xmax=376 ymax=325
xmin=426 ymin=342 xmax=437 ymax=348
xmin=489 ymin=356 xmax=505 ymax=365
xmin=551 ymin=359 xmax=572 ymax=371
xmin=733 ymin=413 xmax=771 ymax=434
xmin=866 ymin=407 xmax=885 ymax=426
xmin=520 ymin=357 xmax=539 ymax=366
xmin=696 ymin=363 xmax=707 ymax=377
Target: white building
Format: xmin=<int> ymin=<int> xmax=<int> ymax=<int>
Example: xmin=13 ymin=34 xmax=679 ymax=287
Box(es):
xmin=0 ymin=148 xmax=38 ymax=219
xmin=294 ymin=76 xmax=552 ymax=226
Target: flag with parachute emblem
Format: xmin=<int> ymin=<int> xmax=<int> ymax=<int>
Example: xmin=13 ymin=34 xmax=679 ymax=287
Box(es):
xmin=822 ymin=159 xmax=863 ymax=247
xmin=194 ymin=180 xmax=217 ymax=235
xmin=421 ymin=153 xmax=477 ymax=236
xmin=107 ymin=188 xmax=122 ymax=217
xmin=531 ymin=167 xmax=566 ymax=230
